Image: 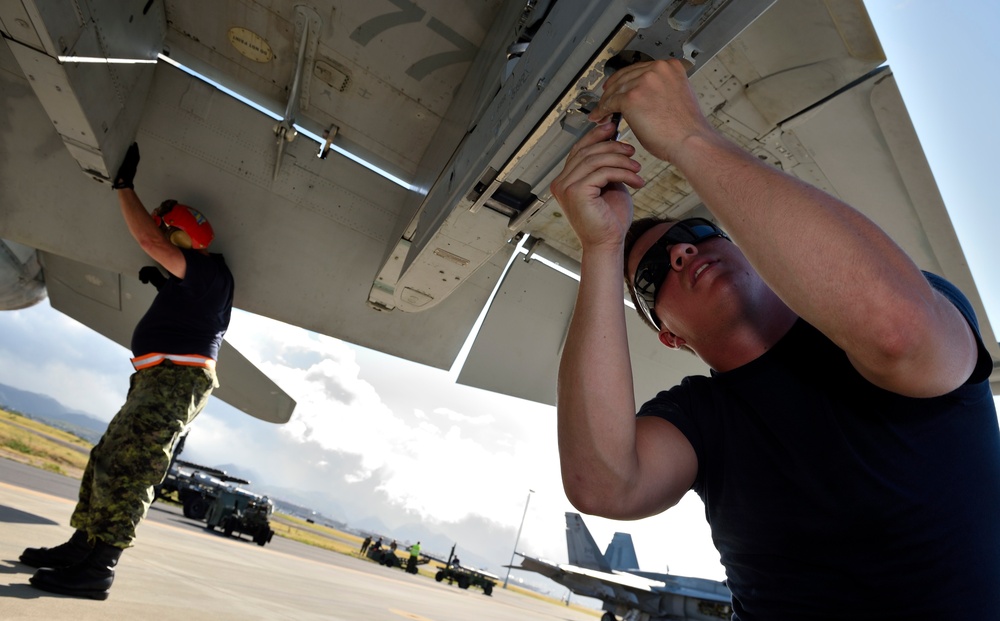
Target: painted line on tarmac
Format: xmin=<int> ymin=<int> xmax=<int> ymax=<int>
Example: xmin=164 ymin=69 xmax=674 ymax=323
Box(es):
xmin=389 ymin=608 xmax=437 ymax=621
xmin=0 ymin=480 xmax=75 ymax=503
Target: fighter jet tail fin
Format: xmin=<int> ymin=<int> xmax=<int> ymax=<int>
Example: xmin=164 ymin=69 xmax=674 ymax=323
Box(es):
xmin=565 ymin=512 xmax=612 ymax=572
xmin=605 ymin=532 xmax=640 ymax=571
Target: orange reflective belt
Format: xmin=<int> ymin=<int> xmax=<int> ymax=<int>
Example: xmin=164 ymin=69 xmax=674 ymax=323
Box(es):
xmin=130 ymin=353 xmax=216 ymax=371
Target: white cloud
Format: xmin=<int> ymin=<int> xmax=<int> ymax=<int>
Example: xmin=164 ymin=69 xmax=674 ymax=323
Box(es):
xmin=0 ymin=302 xmax=128 ymax=420
xmin=433 ymin=407 xmax=495 ymax=425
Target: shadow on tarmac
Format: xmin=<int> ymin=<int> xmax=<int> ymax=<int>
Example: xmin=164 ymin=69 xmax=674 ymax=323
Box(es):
xmin=0 ymin=503 xmax=58 ymax=525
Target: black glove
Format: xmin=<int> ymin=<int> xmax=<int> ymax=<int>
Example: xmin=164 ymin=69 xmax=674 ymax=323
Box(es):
xmin=112 ymin=142 xmax=140 ymax=189
xmin=138 ymin=266 xmax=166 ymax=291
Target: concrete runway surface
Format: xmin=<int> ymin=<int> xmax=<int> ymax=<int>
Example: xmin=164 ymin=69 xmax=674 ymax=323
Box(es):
xmin=0 ymin=459 xmax=597 ymax=621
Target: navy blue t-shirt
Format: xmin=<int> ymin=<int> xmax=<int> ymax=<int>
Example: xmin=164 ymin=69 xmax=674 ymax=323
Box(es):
xmin=131 ymin=249 xmax=234 ymax=360
xmin=638 ymin=273 xmax=1000 ymax=620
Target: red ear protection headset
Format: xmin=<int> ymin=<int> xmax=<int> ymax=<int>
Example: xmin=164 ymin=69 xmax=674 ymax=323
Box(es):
xmin=153 ymin=200 xmax=214 ymax=249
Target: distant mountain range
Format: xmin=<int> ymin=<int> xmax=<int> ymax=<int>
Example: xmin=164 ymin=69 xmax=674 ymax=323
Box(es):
xmin=0 ymin=382 xmax=107 ymax=443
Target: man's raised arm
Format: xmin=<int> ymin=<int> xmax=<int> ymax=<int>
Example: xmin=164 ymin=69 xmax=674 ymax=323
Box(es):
xmin=113 ymin=143 xmax=186 ymax=278
xmin=591 ymin=60 xmax=976 ymax=397
xmin=551 ymin=122 xmax=697 ymax=519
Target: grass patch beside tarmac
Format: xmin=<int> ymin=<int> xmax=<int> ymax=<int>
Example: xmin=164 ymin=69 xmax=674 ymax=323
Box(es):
xmin=270 ymin=515 xmax=446 ymax=579
xmin=0 ymin=409 xmax=91 ymax=477
xmin=270 ymin=517 xmax=360 ymax=556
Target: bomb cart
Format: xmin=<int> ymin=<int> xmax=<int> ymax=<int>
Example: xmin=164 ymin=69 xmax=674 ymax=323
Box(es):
xmin=432 ymin=545 xmax=497 ymax=596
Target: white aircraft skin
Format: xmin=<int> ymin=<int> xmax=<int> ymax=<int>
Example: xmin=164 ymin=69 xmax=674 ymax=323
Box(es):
xmin=1 ymin=0 xmax=996 ymax=421
xmin=510 ymin=512 xmax=732 ymax=621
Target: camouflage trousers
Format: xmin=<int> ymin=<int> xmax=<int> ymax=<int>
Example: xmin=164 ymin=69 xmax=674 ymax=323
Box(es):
xmin=71 ymin=360 xmax=217 ymax=548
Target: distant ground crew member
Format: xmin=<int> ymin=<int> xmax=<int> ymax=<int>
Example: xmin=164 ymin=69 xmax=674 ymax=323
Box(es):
xmin=406 ymin=541 xmax=421 ymax=574
xmin=389 ymin=540 xmax=398 ymax=554
xmin=360 ymin=535 xmax=372 ymax=555
xmin=19 ymin=143 xmax=235 ymax=600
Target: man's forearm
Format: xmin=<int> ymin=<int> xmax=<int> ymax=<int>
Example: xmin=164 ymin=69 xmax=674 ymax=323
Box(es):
xmin=557 ymin=247 xmax=641 ymax=513
xmin=117 ymin=189 xmax=160 ymax=249
xmin=117 ymin=189 xmax=187 ymax=278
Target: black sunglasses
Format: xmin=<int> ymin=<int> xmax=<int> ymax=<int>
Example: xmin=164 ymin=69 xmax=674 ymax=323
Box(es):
xmin=632 ymin=218 xmax=730 ymax=330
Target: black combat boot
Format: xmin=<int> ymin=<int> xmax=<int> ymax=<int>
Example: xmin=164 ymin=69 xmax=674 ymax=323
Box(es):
xmin=19 ymin=530 xmax=93 ymax=569
xmin=29 ymin=540 xmax=123 ymax=600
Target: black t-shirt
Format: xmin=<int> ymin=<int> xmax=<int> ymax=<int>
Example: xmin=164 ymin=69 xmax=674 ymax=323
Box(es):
xmin=131 ymin=249 xmax=234 ymax=360
xmin=638 ymin=273 xmax=1000 ymax=620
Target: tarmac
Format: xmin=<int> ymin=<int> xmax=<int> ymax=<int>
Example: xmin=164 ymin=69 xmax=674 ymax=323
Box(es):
xmin=0 ymin=459 xmax=598 ymax=621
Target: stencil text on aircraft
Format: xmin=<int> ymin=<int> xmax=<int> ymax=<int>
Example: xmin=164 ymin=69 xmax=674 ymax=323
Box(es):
xmin=350 ymin=0 xmax=476 ymax=81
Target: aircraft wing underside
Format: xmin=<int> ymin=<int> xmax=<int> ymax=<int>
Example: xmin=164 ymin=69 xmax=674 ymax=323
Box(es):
xmin=1 ymin=0 xmax=997 ymax=411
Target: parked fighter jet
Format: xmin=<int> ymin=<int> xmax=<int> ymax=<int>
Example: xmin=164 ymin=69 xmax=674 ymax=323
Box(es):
xmin=2 ymin=1 xmax=995 ymax=422
xmin=510 ymin=512 xmax=731 ymax=621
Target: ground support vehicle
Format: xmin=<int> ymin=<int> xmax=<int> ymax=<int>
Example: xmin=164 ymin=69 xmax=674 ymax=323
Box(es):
xmin=204 ymin=488 xmax=275 ymax=546
xmin=430 ymin=545 xmax=497 ymax=595
xmin=156 ymin=458 xmax=250 ymax=520
xmin=434 ymin=565 xmax=496 ymax=595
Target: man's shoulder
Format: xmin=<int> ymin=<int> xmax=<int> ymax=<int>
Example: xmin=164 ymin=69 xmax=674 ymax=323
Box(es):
xmin=180 ymin=249 xmax=233 ymax=280
xmin=923 ymin=271 xmax=979 ymax=330
xmin=638 ymin=374 xmax=719 ymax=417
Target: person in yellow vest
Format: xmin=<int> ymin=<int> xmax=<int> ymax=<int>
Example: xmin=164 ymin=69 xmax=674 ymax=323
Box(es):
xmin=406 ymin=541 xmax=421 ymax=574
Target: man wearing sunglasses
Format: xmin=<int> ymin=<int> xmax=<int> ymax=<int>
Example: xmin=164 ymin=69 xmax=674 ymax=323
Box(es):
xmin=551 ymin=59 xmax=1000 ymax=620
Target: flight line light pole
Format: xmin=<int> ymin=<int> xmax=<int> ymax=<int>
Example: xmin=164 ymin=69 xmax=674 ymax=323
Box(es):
xmin=503 ymin=489 xmax=534 ymax=589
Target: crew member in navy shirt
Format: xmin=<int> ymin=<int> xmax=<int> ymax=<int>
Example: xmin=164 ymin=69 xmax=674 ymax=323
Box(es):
xmin=22 ymin=143 xmax=234 ymax=600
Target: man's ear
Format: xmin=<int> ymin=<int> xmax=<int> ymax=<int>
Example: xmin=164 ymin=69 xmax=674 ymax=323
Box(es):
xmin=658 ymin=329 xmax=687 ymax=350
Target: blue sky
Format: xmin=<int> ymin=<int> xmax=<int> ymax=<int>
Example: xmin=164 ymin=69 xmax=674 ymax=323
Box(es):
xmin=1 ymin=1 xmax=997 ymax=585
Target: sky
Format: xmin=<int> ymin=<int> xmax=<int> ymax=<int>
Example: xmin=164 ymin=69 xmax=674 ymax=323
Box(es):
xmin=1 ymin=0 xmax=999 ymax=589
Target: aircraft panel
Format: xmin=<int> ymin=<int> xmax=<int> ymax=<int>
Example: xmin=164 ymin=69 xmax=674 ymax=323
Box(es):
xmin=457 ymin=253 xmax=576 ymax=406
xmin=0 ymin=0 xmax=164 ymax=182
xmin=730 ymin=0 xmax=884 ymax=127
xmin=162 ymin=0 xmax=510 ymax=176
xmin=774 ymin=70 xmax=1000 ymax=373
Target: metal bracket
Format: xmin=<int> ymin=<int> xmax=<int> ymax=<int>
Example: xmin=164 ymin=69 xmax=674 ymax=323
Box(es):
xmin=521 ymin=236 xmax=543 ymax=263
xmin=318 ymin=124 xmax=338 ymax=160
xmin=273 ymin=5 xmax=321 ymax=181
